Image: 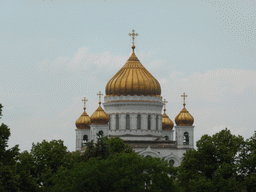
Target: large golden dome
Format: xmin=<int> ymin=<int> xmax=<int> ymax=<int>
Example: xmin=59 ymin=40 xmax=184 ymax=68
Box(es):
xmin=105 ymin=46 xmax=161 ymax=97
xmin=162 ymin=112 xmax=174 ymax=130
xmin=90 ymin=103 xmax=110 ymax=124
xmin=75 ymin=108 xmax=91 ymax=129
xmin=175 ymin=104 xmax=194 ymax=126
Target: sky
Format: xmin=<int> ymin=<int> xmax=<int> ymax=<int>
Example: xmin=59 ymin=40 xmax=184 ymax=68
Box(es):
xmin=0 ymin=0 xmax=255 ymax=152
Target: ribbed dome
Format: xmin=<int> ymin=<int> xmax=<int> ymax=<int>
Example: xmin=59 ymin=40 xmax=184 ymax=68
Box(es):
xmin=175 ymin=104 xmax=194 ymax=126
xmin=75 ymin=109 xmax=91 ymax=129
xmin=105 ymin=47 xmax=161 ymax=97
xmin=162 ymin=112 xmax=174 ymax=130
xmin=90 ymin=103 xmax=110 ymax=124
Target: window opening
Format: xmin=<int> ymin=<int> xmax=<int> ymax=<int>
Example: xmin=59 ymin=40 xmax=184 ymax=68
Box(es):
xmin=116 ymin=114 xmax=119 ymax=130
xmin=183 ymin=132 xmax=189 ymax=145
xmin=126 ymin=114 xmax=130 ymax=130
xmin=137 ymin=114 xmax=141 ymax=130
xmin=148 ymin=115 xmax=151 ymax=130
xmin=156 ymin=115 xmax=158 ymax=130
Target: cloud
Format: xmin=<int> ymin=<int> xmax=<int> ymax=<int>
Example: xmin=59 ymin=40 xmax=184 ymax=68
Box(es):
xmin=38 ymin=47 xmax=128 ymax=72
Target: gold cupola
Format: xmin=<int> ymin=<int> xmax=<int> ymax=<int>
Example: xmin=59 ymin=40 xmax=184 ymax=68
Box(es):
xmin=175 ymin=93 xmax=194 ymax=126
xmin=75 ymin=97 xmax=91 ymax=129
xmin=162 ymin=99 xmax=174 ymax=130
xmin=105 ymin=30 xmax=161 ymax=97
xmin=90 ymin=91 xmax=110 ymax=124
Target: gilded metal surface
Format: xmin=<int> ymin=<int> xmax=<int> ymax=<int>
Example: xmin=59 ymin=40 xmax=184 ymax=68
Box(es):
xmin=162 ymin=112 xmax=174 ymax=130
xmin=175 ymin=106 xmax=194 ymax=126
xmin=90 ymin=105 xmax=110 ymax=124
xmin=105 ymin=48 xmax=161 ymax=96
xmin=129 ymin=29 xmax=138 ymax=46
xmin=175 ymin=93 xmax=194 ymax=126
xmin=75 ymin=110 xmax=91 ymax=129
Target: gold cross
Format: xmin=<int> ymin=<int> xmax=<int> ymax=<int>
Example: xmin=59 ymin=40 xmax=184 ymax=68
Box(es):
xmin=181 ymin=93 xmax=187 ymax=106
xmin=82 ymin=97 xmax=88 ymax=110
xmin=163 ymin=98 xmax=168 ymax=111
xmin=97 ymin=91 xmax=103 ymax=104
xmin=129 ymin=29 xmax=138 ymax=46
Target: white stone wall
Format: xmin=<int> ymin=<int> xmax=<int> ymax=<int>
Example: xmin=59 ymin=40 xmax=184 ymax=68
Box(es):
xmin=136 ymin=146 xmax=188 ymax=167
xmin=162 ymin=130 xmax=174 ymax=141
xmin=175 ymin=125 xmax=194 ymax=149
xmin=90 ymin=124 xmax=109 ymax=142
xmin=75 ymin=129 xmax=91 ymax=151
xmin=103 ymin=95 xmax=164 ymax=140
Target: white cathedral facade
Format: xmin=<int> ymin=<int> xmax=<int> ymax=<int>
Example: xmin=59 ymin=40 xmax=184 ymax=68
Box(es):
xmin=75 ymin=31 xmax=195 ymax=167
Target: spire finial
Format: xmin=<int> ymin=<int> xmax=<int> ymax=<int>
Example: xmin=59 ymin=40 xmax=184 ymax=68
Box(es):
xmin=97 ymin=91 xmax=103 ymax=105
xmin=163 ymin=98 xmax=168 ymax=112
xmin=181 ymin=92 xmax=187 ymax=107
xmin=129 ymin=29 xmax=138 ymax=52
xmin=82 ymin=97 xmax=88 ymax=111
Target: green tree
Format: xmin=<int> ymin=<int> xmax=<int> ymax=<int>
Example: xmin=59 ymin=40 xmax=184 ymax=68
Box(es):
xmin=82 ymin=135 xmax=134 ymax=161
xmin=178 ymin=128 xmax=245 ymax=192
xmin=0 ymin=104 xmax=20 ymax=191
xmin=240 ymin=131 xmax=256 ymax=192
xmin=51 ymin=152 xmax=179 ymax=192
xmin=24 ymin=139 xmax=80 ymax=191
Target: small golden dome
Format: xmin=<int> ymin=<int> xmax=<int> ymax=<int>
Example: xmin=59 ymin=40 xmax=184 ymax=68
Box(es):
xmin=175 ymin=104 xmax=194 ymax=126
xmin=105 ymin=46 xmax=161 ymax=97
xmin=75 ymin=108 xmax=91 ymax=129
xmin=90 ymin=102 xmax=110 ymax=124
xmin=162 ymin=111 xmax=174 ymax=130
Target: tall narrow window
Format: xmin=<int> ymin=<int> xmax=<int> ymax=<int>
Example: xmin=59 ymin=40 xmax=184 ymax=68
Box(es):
xmin=148 ymin=115 xmax=151 ymax=130
xmin=109 ymin=115 xmax=111 ymax=130
xmin=156 ymin=115 xmax=158 ymax=130
xmin=183 ymin=132 xmax=189 ymax=145
xmin=137 ymin=114 xmax=141 ymax=130
xmin=116 ymin=114 xmax=119 ymax=130
xmin=165 ymin=136 xmax=169 ymax=141
xmin=82 ymin=135 xmax=88 ymax=147
xmin=98 ymin=130 xmax=104 ymax=137
xmin=126 ymin=114 xmax=130 ymax=130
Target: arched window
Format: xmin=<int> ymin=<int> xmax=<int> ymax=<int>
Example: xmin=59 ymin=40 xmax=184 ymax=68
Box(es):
xmin=137 ymin=114 xmax=141 ymax=130
xmin=98 ymin=130 xmax=104 ymax=137
xmin=82 ymin=135 xmax=88 ymax=147
xmin=169 ymin=159 xmax=175 ymax=165
xmin=183 ymin=132 xmax=189 ymax=145
xmin=148 ymin=115 xmax=151 ymax=130
xmin=156 ymin=115 xmax=158 ymax=130
xmin=109 ymin=115 xmax=111 ymax=130
xmin=126 ymin=114 xmax=130 ymax=130
xmin=165 ymin=136 xmax=169 ymax=141
xmin=145 ymin=155 xmax=151 ymax=158
xmin=116 ymin=114 xmax=119 ymax=130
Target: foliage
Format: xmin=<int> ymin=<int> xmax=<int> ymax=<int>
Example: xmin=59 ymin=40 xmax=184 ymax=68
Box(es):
xmin=51 ymin=152 xmax=179 ymax=192
xmin=82 ymin=135 xmax=134 ymax=161
xmin=0 ymin=104 xmax=20 ymax=191
xmin=27 ymin=139 xmax=80 ymax=190
xmin=178 ymin=128 xmax=245 ymax=192
xmin=240 ymin=131 xmax=256 ymax=192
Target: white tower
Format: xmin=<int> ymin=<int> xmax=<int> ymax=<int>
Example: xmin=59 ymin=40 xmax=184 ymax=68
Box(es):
xmin=90 ymin=91 xmax=110 ymax=142
xmin=175 ymin=93 xmax=194 ymax=149
xmin=75 ymin=97 xmax=91 ymax=151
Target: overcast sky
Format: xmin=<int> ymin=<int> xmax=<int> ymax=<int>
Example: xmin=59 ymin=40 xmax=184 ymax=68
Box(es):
xmin=1 ymin=0 xmax=255 ymax=152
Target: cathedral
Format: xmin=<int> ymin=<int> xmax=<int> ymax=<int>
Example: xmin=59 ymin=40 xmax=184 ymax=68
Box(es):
xmin=75 ymin=30 xmax=194 ymax=167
